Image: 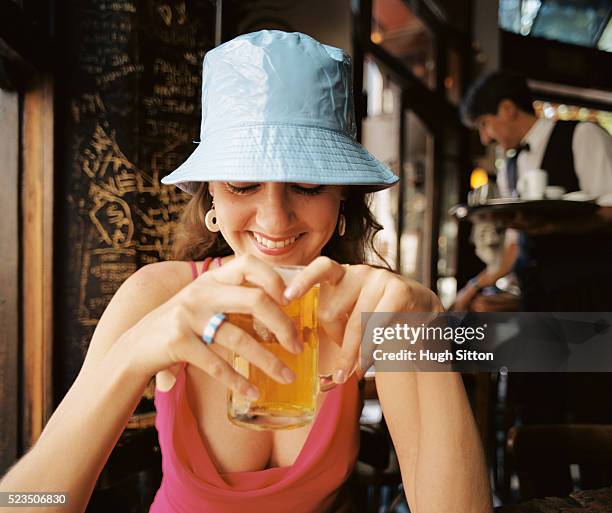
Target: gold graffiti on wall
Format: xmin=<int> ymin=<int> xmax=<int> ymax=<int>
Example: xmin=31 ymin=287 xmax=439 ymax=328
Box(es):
xmin=57 ymin=0 xmax=216 ymax=394
xmin=74 ymin=122 xmax=189 ymax=326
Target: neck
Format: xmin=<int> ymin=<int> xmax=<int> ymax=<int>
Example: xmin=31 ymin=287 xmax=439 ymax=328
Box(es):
xmin=514 ymin=113 xmax=538 ymax=145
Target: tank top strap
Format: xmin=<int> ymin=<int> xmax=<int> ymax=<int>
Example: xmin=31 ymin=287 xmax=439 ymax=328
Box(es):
xmin=189 ymin=261 xmax=199 ymax=280
xmin=200 ymin=256 xmax=213 ymax=276
xmin=189 ymin=257 xmax=222 ymax=281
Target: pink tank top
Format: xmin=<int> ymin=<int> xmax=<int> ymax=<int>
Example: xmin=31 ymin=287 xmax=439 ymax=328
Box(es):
xmin=149 ymin=257 xmax=362 ymax=513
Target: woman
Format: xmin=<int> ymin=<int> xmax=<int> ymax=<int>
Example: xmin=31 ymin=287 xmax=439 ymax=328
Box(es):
xmin=0 ymin=31 xmax=492 ymax=512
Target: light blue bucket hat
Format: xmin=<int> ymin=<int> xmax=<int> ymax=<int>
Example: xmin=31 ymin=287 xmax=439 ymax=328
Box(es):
xmin=161 ymin=30 xmax=398 ymax=194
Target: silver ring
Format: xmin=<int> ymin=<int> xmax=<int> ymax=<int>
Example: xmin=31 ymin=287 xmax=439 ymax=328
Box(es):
xmin=202 ymin=313 xmax=227 ymax=345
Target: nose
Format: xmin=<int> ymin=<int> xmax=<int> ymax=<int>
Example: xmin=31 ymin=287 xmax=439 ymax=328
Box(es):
xmin=478 ymin=127 xmax=490 ymax=146
xmin=256 ymin=184 xmax=295 ymax=235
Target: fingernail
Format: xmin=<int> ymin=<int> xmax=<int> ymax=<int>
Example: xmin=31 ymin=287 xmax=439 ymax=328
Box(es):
xmin=246 ymin=387 xmax=259 ymax=400
xmin=333 ymin=369 xmax=346 ymax=384
xmin=281 ymin=367 xmax=295 ymax=384
xmin=284 ymin=284 xmax=300 ymax=302
xmin=319 ymin=374 xmax=337 ymax=392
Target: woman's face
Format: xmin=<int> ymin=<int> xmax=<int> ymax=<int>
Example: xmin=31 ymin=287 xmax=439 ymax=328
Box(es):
xmin=209 ymin=182 xmax=344 ymax=265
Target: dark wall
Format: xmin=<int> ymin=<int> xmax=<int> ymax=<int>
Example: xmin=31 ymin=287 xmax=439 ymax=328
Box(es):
xmin=54 ymin=0 xmax=215 ymax=401
xmin=53 ymin=2 xmax=215 ymax=508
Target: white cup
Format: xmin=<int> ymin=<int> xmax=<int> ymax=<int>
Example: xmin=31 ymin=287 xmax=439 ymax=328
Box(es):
xmin=517 ymin=169 xmax=548 ymax=200
xmin=545 ymin=185 xmax=566 ymax=200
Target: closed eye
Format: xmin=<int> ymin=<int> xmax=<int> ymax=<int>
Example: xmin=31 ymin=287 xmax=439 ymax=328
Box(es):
xmin=224 ymin=182 xmax=260 ymax=194
xmin=293 ymin=184 xmax=326 ymax=196
xmin=224 ymin=183 xmax=326 ymax=196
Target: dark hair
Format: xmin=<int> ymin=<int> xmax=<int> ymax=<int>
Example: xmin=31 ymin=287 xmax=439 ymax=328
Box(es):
xmin=171 ymin=183 xmax=391 ymax=269
xmin=460 ymin=71 xmax=535 ymax=126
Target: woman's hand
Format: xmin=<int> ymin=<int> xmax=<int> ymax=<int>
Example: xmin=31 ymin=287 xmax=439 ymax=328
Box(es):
xmin=121 ymin=254 xmax=302 ymax=397
xmin=282 ymin=256 xmax=443 ymax=385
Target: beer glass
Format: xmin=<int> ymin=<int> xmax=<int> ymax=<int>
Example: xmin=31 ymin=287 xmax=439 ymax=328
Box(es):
xmin=227 ymin=265 xmax=320 ymax=430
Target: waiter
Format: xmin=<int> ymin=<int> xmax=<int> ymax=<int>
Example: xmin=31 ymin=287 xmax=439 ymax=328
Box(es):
xmin=454 ymin=74 xmax=612 ymax=497
xmin=454 ymin=71 xmax=612 ymax=312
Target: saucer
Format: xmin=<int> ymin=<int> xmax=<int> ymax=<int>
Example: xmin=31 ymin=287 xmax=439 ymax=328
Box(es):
xmin=562 ymin=191 xmax=597 ymax=202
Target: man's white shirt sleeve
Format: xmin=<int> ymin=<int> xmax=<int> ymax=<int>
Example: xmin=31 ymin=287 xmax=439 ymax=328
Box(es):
xmin=573 ymin=122 xmax=612 ymax=196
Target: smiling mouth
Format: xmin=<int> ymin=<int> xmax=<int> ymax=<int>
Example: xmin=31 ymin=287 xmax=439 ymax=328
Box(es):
xmin=250 ymin=231 xmax=304 ymax=250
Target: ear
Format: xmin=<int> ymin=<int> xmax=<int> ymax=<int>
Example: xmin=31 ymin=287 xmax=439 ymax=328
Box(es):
xmin=498 ymin=99 xmax=518 ymax=120
xmin=208 ymin=182 xmax=215 ymax=197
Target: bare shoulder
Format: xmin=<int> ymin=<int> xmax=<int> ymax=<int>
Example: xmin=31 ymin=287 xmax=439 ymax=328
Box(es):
xmin=125 ymin=260 xmax=194 ymax=297
xmin=102 ymin=260 xmax=195 ymax=315
xmin=79 ymin=260 xmax=195 ymax=376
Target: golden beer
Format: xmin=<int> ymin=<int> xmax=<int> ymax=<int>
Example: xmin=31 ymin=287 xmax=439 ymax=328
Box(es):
xmin=227 ymin=267 xmax=319 ymax=430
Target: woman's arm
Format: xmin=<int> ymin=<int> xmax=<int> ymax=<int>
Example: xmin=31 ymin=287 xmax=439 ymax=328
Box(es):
xmin=0 ymin=337 xmax=150 ymax=513
xmin=280 ymin=258 xmax=492 ymax=510
xmin=376 ymin=371 xmax=492 ymax=513
xmin=0 ymin=264 xmax=175 ymax=513
xmin=1 ymin=256 xmax=299 ymax=513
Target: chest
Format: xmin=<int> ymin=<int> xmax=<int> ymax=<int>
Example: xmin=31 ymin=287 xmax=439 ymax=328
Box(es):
xmin=516 ymin=121 xmax=580 ymax=191
xmin=184 ymin=331 xmax=343 ymax=473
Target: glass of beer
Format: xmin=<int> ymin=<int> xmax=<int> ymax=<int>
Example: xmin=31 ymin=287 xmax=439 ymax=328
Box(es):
xmin=227 ymin=265 xmax=319 ymax=430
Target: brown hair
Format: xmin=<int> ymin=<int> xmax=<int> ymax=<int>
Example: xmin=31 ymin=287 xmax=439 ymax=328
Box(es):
xmin=171 ymin=183 xmax=391 ymax=268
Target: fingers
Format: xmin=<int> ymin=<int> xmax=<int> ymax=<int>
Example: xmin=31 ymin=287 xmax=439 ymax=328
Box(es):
xmin=183 ymin=271 xmax=300 ymax=354
xmin=333 ymin=274 xmax=440 ymax=384
xmin=283 ymin=257 xmax=361 ymax=355
xmin=206 ymin=254 xmax=288 ymax=306
xmin=283 ymin=256 xmax=346 ymax=302
xmin=177 ymin=309 xmax=296 ymax=398
xmin=210 ymin=284 xmax=301 ymax=354
xmin=214 ymin=321 xmax=296 ymax=385
xmin=191 ymin=254 xmax=301 ymax=353
xmin=333 ymin=277 xmax=386 ymax=384
xmin=178 ymin=329 xmax=261 ymax=400
xmin=317 ymin=277 xmax=357 ymax=344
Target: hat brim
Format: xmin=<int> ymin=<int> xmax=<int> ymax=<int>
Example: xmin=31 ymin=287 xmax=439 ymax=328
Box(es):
xmin=160 ymin=124 xmax=398 ymax=194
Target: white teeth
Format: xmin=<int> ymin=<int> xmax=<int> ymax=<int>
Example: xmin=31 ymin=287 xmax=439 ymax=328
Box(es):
xmin=253 ymin=232 xmax=299 ymax=249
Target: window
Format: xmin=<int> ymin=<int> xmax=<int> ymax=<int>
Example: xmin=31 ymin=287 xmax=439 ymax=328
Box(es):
xmin=499 ymin=0 xmax=612 ymax=51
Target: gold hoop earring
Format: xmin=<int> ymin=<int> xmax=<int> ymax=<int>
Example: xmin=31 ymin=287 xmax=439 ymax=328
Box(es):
xmin=205 ymin=203 xmax=220 ymax=232
xmin=338 ymin=202 xmax=346 ymax=237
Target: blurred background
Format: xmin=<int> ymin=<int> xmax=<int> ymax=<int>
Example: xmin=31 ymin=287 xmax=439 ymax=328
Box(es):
xmin=1 ymin=0 xmax=612 ymax=511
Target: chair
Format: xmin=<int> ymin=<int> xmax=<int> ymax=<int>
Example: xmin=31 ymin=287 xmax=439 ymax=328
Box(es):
xmin=87 ymin=423 xmax=162 ymax=513
xmin=494 ymin=372 xmax=612 ymax=502
xmin=506 ymin=424 xmax=612 ymax=501
xmin=349 ymin=375 xmax=406 ymax=513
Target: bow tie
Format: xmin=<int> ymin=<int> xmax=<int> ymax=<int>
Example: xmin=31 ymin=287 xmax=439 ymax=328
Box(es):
xmin=506 ymin=143 xmax=530 ymax=197
xmin=507 ymin=142 xmax=530 ymax=158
